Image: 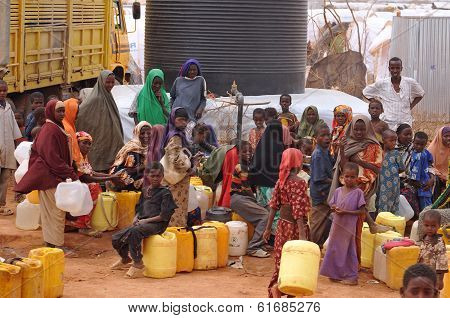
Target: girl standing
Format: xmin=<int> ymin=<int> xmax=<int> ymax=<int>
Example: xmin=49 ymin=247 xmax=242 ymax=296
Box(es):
xmin=76 ymin=70 xmax=124 ymax=171
xmin=62 ymin=98 xmax=82 ymax=164
xmin=330 ymin=105 xmax=352 ymax=157
xmin=263 ymin=148 xmax=310 ymax=297
xmin=320 ymin=162 xmax=366 ymax=285
xmin=16 ymin=100 xmax=78 ymax=250
xmin=170 ymin=59 xmax=207 ymax=121
xmin=427 ymin=126 xmax=450 ymax=201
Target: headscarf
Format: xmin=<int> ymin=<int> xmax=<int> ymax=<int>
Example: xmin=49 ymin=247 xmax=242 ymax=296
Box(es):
xmin=147 ymin=124 xmax=165 ymax=162
xmin=162 ymin=107 xmax=190 ymax=149
xmin=45 ymin=100 xmax=65 ymax=128
xmin=76 ymin=131 xmax=93 ymax=143
xmin=428 ymin=126 xmax=450 ymax=179
xmin=331 ymin=105 xmax=353 ymax=156
xmin=112 ymin=121 xmax=152 ymax=167
xmin=179 ymin=59 xmax=202 ymax=77
xmin=328 ymin=114 xmax=380 ymax=201
xmin=249 ymin=119 xmax=285 ymax=187
xmin=137 ymin=69 xmax=170 ymax=125
xmin=76 ymin=70 xmax=124 ymax=171
xmin=278 ymin=148 xmax=303 ymax=188
xmin=297 ymin=105 xmax=325 ymax=138
xmin=63 ymin=98 xmax=81 ymax=164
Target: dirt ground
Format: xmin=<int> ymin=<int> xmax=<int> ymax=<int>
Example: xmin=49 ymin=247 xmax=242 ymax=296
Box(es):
xmin=1 ymin=182 xmax=398 ymax=298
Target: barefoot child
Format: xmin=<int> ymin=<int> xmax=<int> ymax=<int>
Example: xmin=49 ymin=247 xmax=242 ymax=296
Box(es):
xmin=330 ymin=105 xmax=352 ymax=157
xmin=248 ymin=108 xmax=265 ymax=153
xmin=0 ymin=80 xmax=23 ymax=216
xmin=320 ymin=162 xmax=366 ymax=285
xmin=278 ymin=94 xmax=298 ymax=132
xmin=417 ymin=209 xmax=448 ymax=291
xmin=264 ymin=148 xmax=310 ymax=297
xmin=376 ymin=129 xmax=405 ymax=214
xmin=111 ymin=162 xmax=178 ymax=278
xmin=24 ymin=92 xmax=44 ymax=141
xmin=368 ymin=100 xmax=389 ymax=144
xmin=401 ymin=263 xmax=439 ymax=298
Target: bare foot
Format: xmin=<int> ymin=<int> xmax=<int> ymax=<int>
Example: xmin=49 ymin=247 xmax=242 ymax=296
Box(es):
xmin=340 ymin=279 xmax=358 ymax=286
xmin=79 ymin=228 xmax=103 ymax=238
xmin=125 ymin=266 xmax=145 ymax=279
xmin=110 ymin=258 xmax=132 ymax=270
xmin=369 ymin=224 xmax=392 ymax=234
xmin=270 ymin=284 xmax=282 ymax=298
xmin=329 ymin=278 xmax=341 ymax=283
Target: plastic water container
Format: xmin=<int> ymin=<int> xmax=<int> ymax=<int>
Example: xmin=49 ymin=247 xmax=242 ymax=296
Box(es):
xmin=438 ymin=227 xmax=449 ymax=245
xmin=205 ymin=207 xmax=232 ymax=223
xmin=361 ymin=222 xmax=376 ymax=268
xmin=143 ymin=232 xmax=177 ymax=278
xmin=376 ymin=212 xmax=406 ymax=236
xmin=188 ymin=185 xmax=210 ymax=220
xmin=91 ymin=192 xmax=118 ymax=232
xmin=190 ymin=176 xmax=203 ymax=186
xmin=203 ymin=221 xmax=230 ymax=268
xmin=441 ymin=246 xmax=450 ymax=298
xmin=166 ymin=227 xmax=194 ymax=273
xmin=14 ymin=158 xmax=29 ymax=183
xmin=10 ymin=258 xmax=44 ymax=298
xmin=226 ymin=221 xmax=248 ymax=256
xmin=398 ymin=195 xmax=414 ymax=221
xmin=410 ymin=221 xmax=420 ymax=242
xmin=278 ymin=240 xmax=321 ymax=297
xmin=26 ymin=190 xmax=40 ymax=204
xmin=15 ymin=199 xmax=40 ymax=231
xmin=373 ymin=246 xmax=387 ymax=283
xmin=193 ymin=226 xmax=218 ymax=270
xmin=231 ymin=212 xmax=254 ymax=241
xmin=386 ymin=246 xmax=420 ymax=290
xmin=55 ymin=179 xmax=93 ymax=216
xmin=14 ymin=141 xmax=32 ymax=164
xmin=115 ymin=191 xmax=141 ymax=229
xmin=374 ymin=231 xmax=402 ymax=251
xmin=195 ymin=186 xmax=214 ymax=211
xmin=0 ymin=263 xmax=22 ymax=298
xmin=28 ymin=248 xmax=65 ymax=298
xmin=214 ymin=183 xmax=222 ymax=206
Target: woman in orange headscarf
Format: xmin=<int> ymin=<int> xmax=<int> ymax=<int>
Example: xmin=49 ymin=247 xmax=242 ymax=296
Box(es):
xmin=428 ymin=126 xmax=450 ymax=200
xmin=62 ymin=98 xmax=82 ymax=164
xmin=330 ymin=105 xmax=353 ymax=157
xmin=263 ymin=148 xmax=311 ymax=298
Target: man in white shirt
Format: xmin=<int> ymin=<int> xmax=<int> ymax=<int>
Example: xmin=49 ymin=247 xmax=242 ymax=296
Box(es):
xmin=363 ymin=57 xmax=425 ymax=130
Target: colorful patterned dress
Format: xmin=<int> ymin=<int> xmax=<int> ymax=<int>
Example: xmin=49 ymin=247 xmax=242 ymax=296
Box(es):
xmin=267 ymin=178 xmax=310 ymax=297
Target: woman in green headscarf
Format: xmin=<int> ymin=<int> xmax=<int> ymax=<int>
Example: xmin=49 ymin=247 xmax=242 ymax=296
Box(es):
xmin=297 ymin=105 xmax=325 ymax=138
xmin=134 ymin=69 xmax=170 ymax=125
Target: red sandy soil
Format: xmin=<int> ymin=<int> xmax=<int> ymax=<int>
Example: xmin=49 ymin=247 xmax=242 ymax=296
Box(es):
xmin=1 ymin=181 xmax=397 ymax=298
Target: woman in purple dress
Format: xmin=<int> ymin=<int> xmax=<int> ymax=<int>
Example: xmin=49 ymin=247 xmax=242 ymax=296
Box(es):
xmin=320 ymin=162 xmax=366 ymax=285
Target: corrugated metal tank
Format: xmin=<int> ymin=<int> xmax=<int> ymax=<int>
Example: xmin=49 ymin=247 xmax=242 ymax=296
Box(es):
xmin=145 ymin=0 xmax=307 ymax=95
xmin=390 ymin=16 xmax=450 ymax=121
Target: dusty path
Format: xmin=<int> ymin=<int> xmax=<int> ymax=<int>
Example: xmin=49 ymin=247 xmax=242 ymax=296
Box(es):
xmin=1 ymin=184 xmax=397 ymax=298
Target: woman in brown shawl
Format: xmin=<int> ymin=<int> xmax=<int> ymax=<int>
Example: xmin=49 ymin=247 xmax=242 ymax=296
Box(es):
xmin=15 ymin=100 xmax=78 ymax=249
xmin=76 ymin=70 xmax=124 ymax=171
xmin=327 ymin=115 xmax=390 ymax=262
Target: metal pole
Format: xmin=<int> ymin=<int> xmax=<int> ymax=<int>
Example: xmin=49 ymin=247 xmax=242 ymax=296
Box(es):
xmin=236 ymin=92 xmax=244 ymax=142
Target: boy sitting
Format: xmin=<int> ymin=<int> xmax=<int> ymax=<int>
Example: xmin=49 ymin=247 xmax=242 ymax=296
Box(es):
xmin=111 ymin=162 xmax=177 ymax=278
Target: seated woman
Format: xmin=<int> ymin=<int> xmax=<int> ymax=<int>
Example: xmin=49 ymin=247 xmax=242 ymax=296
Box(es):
xmin=66 ymin=132 xmax=121 ymax=237
xmin=108 ymin=122 xmax=152 ymax=191
xmin=296 ymin=105 xmax=325 ymax=139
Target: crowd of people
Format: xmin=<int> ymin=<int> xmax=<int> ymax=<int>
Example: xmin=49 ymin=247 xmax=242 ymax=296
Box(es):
xmin=0 ymin=56 xmax=448 ymax=295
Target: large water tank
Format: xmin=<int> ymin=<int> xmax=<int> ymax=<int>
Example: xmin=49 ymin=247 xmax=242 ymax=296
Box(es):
xmin=145 ymin=0 xmax=307 ymax=96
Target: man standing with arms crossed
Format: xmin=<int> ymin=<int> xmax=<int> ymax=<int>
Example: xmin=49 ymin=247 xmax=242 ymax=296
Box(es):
xmin=363 ymin=57 xmax=425 ymax=130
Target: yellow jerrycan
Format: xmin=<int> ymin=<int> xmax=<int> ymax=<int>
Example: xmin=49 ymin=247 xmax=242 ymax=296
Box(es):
xmin=91 ymin=192 xmax=118 ymax=232
xmin=26 ymin=190 xmax=40 ymax=204
xmin=440 ymin=245 xmax=449 ymax=298
xmin=386 ymin=246 xmax=420 ymax=290
xmin=166 ymin=227 xmax=195 ymax=273
xmin=232 ymin=212 xmax=254 ymax=241
xmin=29 ymin=247 xmax=64 ymax=298
xmin=0 ymin=263 xmax=22 ymax=298
xmin=190 ymin=176 xmax=203 ymax=186
xmin=361 ymin=222 xmax=376 ymax=268
xmin=278 ymin=240 xmax=321 ymax=297
xmin=376 ymin=212 xmax=406 ymax=235
xmin=9 ymin=258 xmax=44 ymax=298
xmin=115 ymin=191 xmax=141 ymax=229
xmin=202 ymin=221 xmax=230 ymax=268
xmin=143 ymin=232 xmax=177 ymax=278
xmin=438 ymin=226 xmax=449 ymax=245
xmin=374 ymin=231 xmax=402 ymax=251
xmin=193 ymin=226 xmax=218 ymax=270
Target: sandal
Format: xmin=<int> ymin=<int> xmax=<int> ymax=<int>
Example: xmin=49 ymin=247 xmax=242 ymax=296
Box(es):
xmin=0 ymin=208 xmax=14 ymax=216
xmin=125 ymin=265 xmax=145 ymax=279
xmin=79 ymin=228 xmax=103 ymax=238
xmin=247 ymin=249 xmax=270 ymax=258
xmin=111 ymin=258 xmax=132 ymax=270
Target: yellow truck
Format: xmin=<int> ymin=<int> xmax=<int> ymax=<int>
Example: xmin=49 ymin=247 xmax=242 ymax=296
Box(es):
xmin=0 ymin=0 xmax=140 ymax=104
